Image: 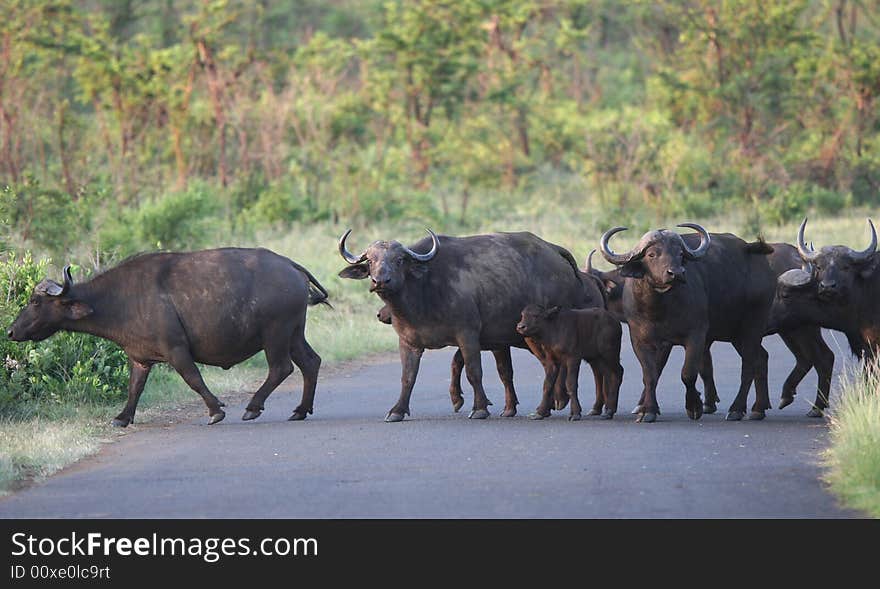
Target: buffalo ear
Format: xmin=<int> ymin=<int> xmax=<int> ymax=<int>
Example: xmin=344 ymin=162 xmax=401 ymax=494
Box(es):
xmin=859 ymin=256 xmax=879 ymax=280
xmin=338 ymin=264 xmax=369 ymax=280
xmin=407 ymin=263 xmax=429 ymax=279
xmin=618 ymin=261 xmax=645 ymax=279
xmin=62 ymin=300 xmax=93 ymax=320
xmin=544 ymin=306 xmax=561 ymax=320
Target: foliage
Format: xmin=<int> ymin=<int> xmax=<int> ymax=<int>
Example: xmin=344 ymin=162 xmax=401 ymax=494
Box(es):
xmin=0 ymin=253 xmax=129 ymax=415
xmin=823 ymin=360 xmax=880 ymax=517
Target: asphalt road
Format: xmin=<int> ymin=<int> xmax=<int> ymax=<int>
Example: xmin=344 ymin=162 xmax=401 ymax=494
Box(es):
xmin=0 ymin=327 xmax=864 ymax=518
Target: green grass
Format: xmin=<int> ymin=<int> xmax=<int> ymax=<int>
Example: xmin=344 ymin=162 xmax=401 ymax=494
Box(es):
xmin=823 ymin=361 xmax=880 ymax=517
xmin=3 ymin=205 xmax=879 ymax=497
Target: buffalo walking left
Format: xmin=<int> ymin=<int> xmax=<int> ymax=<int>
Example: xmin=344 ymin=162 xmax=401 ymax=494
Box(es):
xmin=6 ymin=248 xmax=329 ymax=426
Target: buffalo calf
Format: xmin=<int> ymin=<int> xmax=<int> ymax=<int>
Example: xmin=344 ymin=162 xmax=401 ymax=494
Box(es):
xmin=516 ymin=304 xmax=623 ymax=420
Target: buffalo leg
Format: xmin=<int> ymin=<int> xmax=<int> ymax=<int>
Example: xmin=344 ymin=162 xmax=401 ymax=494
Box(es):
xmin=531 ymin=359 xmax=560 ymax=419
xmin=588 ymin=363 xmax=604 ymax=416
xmin=700 ymin=346 xmax=721 ymax=413
xmin=777 ymin=330 xmax=812 ymax=410
xmin=633 ymin=341 xmax=671 ymax=415
xmin=681 ymin=335 xmax=706 ymax=421
xmin=242 ymin=330 xmax=295 ymax=421
xmin=458 ymin=336 xmax=491 ymax=419
xmin=553 ymin=364 xmax=570 ymax=410
xmin=805 ymin=329 xmax=833 ymax=417
xmin=632 ymin=339 xmax=671 ymax=423
xmin=564 ymin=357 xmax=583 ymax=421
xmin=167 ymin=347 xmax=226 ymax=425
xmin=111 ymin=358 xmax=153 ymax=427
xmin=449 ymin=350 xmax=465 ymax=412
xmin=727 ymin=338 xmax=771 ymax=421
xmin=599 ymin=359 xmax=623 ymax=419
xmin=386 ymin=340 xmax=423 ymax=422
xmin=492 ymin=347 xmax=518 ymax=417
xmin=288 ymin=334 xmax=321 ymax=421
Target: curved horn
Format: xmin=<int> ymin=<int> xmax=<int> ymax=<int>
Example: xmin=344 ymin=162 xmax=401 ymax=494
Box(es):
xmin=677 ymin=223 xmax=710 ymax=259
xmin=585 ymin=249 xmax=596 ymax=274
xmin=59 ymin=264 xmax=73 ymax=296
xmin=338 ymin=229 xmax=367 ymax=265
xmin=848 ymin=218 xmax=877 ymax=262
xmin=796 ymin=218 xmax=819 ymax=263
xmin=402 ymin=229 xmax=439 ymax=262
xmin=599 ymin=227 xmax=632 ymax=266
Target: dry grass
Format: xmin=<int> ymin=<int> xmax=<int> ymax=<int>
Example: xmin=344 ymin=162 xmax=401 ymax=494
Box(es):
xmin=823 ymin=361 xmax=880 ymax=517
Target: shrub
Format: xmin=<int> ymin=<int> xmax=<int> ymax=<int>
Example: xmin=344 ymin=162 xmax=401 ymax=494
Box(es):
xmin=133 ymin=181 xmax=224 ymax=251
xmin=0 ymin=253 xmax=129 ymax=415
xmin=0 ymin=176 xmax=89 ymax=256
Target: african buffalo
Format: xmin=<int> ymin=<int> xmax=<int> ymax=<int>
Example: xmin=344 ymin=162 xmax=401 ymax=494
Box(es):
xmin=599 ymin=223 xmax=778 ymax=422
xmin=588 ymin=243 xmax=834 ymax=417
xmin=7 ymin=248 xmax=328 ymax=426
xmin=773 ymin=217 xmax=879 ymax=364
xmin=338 ymin=230 xmax=599 ymax=421
xmin=516 ymin=304 xmax=624 ymax=420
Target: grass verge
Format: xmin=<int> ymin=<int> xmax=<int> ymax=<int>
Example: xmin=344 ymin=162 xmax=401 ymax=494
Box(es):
xmin=823 ymin=361 xmax=880 ymax=517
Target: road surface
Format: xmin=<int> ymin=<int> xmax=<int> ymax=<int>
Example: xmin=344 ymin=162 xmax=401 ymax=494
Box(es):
xmin=0 ymin=328 xmax=863 ymax=518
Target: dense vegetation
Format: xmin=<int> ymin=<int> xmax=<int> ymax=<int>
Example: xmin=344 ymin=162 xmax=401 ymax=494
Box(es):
xmin=1 ymin=0 xmax=879 ymax=259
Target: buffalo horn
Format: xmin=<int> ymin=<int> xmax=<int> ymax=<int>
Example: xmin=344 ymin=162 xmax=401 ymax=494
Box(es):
xmin=677 ymin=223 xmax=710 ymax=259
xmin=796 ymin=218 xmax=819 ymax=263
xmin=338 ymin=229 xmax=367 ymax=264
xmin=585 ymin=249 xmax=596 ymax=274
xmin=599 ymin=227 xmax=632 ymax=266
xmin=401 ymin=229 xmax=439 ymax=262
xmin=848 ymin=218 xmax=877 ymax=262
xmin=60 ymin=264 xmax=73 ymax=296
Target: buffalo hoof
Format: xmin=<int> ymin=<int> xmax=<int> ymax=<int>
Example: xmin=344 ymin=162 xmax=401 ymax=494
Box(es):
xmin=748 ymin=410 xmax=766 ymax=421
xmin=554 ymin=398 xmax=569 ymax=411
xmin=500 ymin=408 xmax=517 ymax=418
xmin=385 ymin=412 xmax=405 ymax=423
xmin=778 ymin=396 xmax=794 ymax=410
xmin=528 ymin=411 xmax=550 ymax=420
xmin=687 ymin=406 xmax=703 ymax=421
xmin=703 ymin=402 xmax=717 ymax=415
xmin=288 ymin=411 xmax=308 ymax=421
xmin=587 ymin=408 xmax=602 ymax=416
xmin=725 ymin=410 xmax=745 ymax=421
xmin=806 ymin=407 xmax=824 ymax=418
xmin=111 ymin=417 xmax=131 ymax=428
xmin=568 ymin=413 xmax=582 ymax=422
xmin=636 ymin=412 xmax=657 ymax=423
xmin=242 ymin=409 xmax=262 ymax=421
xmin=452 ymin=398 xmax=464 ymax=413
xmin=631 ymin=405 xmax=642 ymax=414
xmin=468 ymin=408 xmax=490 ymax=420
xmin=207 ymin=411 xmax=226 ymax=425
xmin=600 ymin=411 xmax=615 ymax=420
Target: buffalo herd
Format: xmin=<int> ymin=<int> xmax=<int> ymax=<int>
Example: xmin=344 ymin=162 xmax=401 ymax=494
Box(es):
xmin=6 ymin=218 xmax=876 ymax=426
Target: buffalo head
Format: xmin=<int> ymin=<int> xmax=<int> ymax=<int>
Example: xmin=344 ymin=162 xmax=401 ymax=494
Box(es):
xmin=7 ymin=265 xmax=93 ymax=342
xmin=337 ymin=229 xmax=439 ymax=295
xmin=782 ymin=217 xmax=878 ymax=302
xmin=516 ymin=304 xmax=560 ymax=338
xmin=599 ymin=223 xmax=710 ymax=292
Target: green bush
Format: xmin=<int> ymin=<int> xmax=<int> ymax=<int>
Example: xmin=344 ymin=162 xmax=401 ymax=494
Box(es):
xmin=0 ymin=176 xmax=89 ymax=256
xmin=0 ymin=253 xmax=129 ymax=415
xmin=134 ymin=182 xmax=225 ymax=251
